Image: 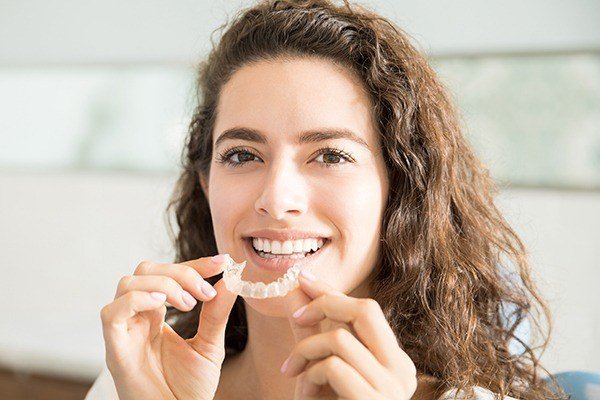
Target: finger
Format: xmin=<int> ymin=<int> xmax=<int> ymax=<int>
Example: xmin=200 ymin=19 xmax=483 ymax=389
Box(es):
xmin=292 ymin=294 xmax=408 ymax=371
xmin=282 ymin=268 xmax=323 ymax=398
xmin=282 ymin=329 xmax=390 ymax=391
xmin=302 ymin=355 xmax=379 ymax=399
xmin=101 ymin=290 xmax=167 ymax=336
xmin=187 ymin=277 xmax=239 ymax=365
xmin=133 ymin=261 xmax=220 ymax=303
xmin=115 ymin=275 xmax=204 ymax=311
xmin=285 ymin=267 xmax=321 ymax=344
xmin=296 ymin=267 xmax=346 ymax=299
xmin=179 ymin=253 xmax=231 ymax=277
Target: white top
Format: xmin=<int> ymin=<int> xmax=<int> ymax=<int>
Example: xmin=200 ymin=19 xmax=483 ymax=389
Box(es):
xmin=85 ymin=366 xmax=519 ymax=399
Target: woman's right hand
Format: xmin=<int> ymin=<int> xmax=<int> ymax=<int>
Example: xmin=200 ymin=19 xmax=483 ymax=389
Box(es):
xmin=100 ymin=254 xmax=237 ymax=400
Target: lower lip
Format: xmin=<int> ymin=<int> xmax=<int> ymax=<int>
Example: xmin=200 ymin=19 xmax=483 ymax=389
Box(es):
xmin=243 ymin=238 xmax=328 ymax=273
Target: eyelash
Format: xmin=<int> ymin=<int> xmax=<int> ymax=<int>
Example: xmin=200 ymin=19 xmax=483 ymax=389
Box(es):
xmin=215 ymin=146 xmax=355 ymax=169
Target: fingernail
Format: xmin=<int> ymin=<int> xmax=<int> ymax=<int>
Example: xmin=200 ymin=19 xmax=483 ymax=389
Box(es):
xmin=300 ymin=269 xmax=317 ymax=281
xmin=201 ymin=281 xmax=217 ymax=298
xmin=150 ymin=292 xmax=167 ymax=302
xmin=211 ymin=253 xmax=229 ymax=264
xmin=181 ymin=290 xmax=197 ymax=307
xmin=280 ymin=356 xmax=291 ymax=374
xmin=293 ymin=305 xmax=307 ymax=319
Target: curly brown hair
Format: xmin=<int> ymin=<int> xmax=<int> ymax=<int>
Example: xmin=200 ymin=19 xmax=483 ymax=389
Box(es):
xmin=163 ymin=1 xmax=567 ymax=399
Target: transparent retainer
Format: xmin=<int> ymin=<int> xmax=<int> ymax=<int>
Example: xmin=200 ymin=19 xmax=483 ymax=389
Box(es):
xmin=222 ymin=257 xmax=302 ymax=298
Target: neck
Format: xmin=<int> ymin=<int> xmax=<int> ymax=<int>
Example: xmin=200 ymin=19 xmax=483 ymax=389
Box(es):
xmin=232 ymin=305 xmax=298 ymax=400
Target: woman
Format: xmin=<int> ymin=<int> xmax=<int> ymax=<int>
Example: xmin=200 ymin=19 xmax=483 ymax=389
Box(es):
xmin=87 ymin=0 xmax=567 ymax=399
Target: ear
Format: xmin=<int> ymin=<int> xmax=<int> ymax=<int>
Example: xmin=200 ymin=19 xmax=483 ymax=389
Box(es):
xmin=199 ymin=174 xmax=209 ymax=198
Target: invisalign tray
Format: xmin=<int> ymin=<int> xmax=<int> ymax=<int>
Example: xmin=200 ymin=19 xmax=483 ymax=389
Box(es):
xmin=222 ymin=257 xmax=305 ymax=298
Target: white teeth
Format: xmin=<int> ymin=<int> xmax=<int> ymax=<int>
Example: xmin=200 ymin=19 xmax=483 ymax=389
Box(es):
xmin=256 ymin=251 xmax=307 ymax=259
xmin=303 ymin=239 xmax=313 ymax=252
xmin=281 ymin=241 xmax=294 ymax=254
xmin=251 ymin=237 xmax=325 ymax=255
xmin=222 ymin=258 xmax=304 ymax=298
xmin=293 ymin=240 xmax=304 ymax=252
xmin=271 ymin=241 xmax=282 ymax=254
xmin=311 ymin=240 xmax=318 ymax=252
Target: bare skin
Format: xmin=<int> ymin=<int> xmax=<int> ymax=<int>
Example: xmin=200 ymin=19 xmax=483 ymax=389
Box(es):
xmin=213 ymin=277 xmax=375 ymax=399
xmin=214 ymin=354 xmax=443 ymax=400
xmin=208 ymin=262 xmax=446 ymax=400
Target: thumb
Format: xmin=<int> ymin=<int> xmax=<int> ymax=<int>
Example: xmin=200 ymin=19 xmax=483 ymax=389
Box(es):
xmin=187 ymin=276 xmax=238 ymax=363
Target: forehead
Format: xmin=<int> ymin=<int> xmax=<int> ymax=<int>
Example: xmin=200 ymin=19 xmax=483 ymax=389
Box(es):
xmin=213 ymin=57 xmax=378 ymax=147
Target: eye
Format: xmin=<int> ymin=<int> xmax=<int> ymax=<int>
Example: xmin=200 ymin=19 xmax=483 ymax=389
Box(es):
xmin=215 ymin=146 xmax=259 ymax=168
xmin=215 ymin=146 xmax=355 ymax=168
xmin=313 ymin=147 xmax=355 ymax=168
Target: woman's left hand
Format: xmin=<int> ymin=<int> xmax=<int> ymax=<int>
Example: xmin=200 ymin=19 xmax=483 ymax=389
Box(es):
xmin=284 ymin=269 xmax=418 ymax=399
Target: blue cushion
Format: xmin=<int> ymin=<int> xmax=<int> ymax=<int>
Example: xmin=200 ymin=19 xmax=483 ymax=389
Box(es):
xmin=544 ymin=370 xmax=600 ymax=400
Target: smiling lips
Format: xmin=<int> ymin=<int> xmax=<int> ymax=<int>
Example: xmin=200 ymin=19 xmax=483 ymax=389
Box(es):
xmin=243 ymin=236 xmax=328 ymax=272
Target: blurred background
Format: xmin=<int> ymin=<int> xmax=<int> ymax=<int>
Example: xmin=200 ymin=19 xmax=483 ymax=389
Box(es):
xmin=0 ymin=0 xmax=598 ymax=398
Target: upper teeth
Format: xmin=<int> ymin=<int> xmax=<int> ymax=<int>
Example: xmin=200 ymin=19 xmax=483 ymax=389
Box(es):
xmin=252 ymin=238 xmax=324 ymax=254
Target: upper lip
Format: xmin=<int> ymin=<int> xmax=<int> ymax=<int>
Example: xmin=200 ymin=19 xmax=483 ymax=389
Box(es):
xmin=243 ymin=229 xmax=330 ymax=242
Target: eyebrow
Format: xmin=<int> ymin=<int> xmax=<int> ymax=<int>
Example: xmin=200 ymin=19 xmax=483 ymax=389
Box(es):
xmin=214 ymin=127 xmax=371 ymax=150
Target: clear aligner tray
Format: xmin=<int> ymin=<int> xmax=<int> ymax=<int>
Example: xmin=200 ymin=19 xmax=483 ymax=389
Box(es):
xmin=222 ymin=257 xmax=302 ymax=298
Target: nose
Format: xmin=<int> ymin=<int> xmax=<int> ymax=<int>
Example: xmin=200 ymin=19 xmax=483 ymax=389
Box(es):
xmin=255 ymin=160 xmax=308 ymax=220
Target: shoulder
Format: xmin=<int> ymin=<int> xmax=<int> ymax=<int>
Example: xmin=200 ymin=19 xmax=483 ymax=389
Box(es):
xmin=438 ymin=385 xmax=520 ymax=400
xmin=84 ymin=366 xmax=119 ymax=400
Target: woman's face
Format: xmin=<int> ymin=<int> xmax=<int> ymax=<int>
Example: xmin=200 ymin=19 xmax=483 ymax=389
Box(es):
xmin=201 ymin=57 xmax=389 ymax=316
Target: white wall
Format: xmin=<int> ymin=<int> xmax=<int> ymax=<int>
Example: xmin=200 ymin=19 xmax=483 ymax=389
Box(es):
xmin=1 ymin=0 xmax=599 ymax=66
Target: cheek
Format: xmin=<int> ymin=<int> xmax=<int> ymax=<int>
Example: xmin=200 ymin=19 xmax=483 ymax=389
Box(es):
xmin=319 ymin=171 xmax=385 ymax=225
xmin=208 ymin=174 xmax=256 ymax=245
xmin=318 ymin=172 xmax=385 ymax=269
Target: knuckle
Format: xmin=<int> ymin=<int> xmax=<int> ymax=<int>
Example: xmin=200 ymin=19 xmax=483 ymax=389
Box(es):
xmin=181 ymin=267 xmax=200 ymax=285
xmin=163 ymin=276 xmax=183 ymax=292
xmin=320 ymin=294 xmax=333 ymax=304
xmin=316 ymin=294 xmax=329 ymax=303
xmin=117 ymin=275 xmax=134 ymax=293
xmin=100 ymin=305 xmax=110 ymax=323
xmin=315 ymin=294 xmax=330 ymax=307
xmin=187 ymin=338 xmax=225 ymax=365
xmin=324 ymin=355 xmax=342 ymax=370
xmin=122 ymin=291 xmax=139 ymax=304
xmin=200 ymin=308 xmax=222 ymax=327
xmin=331 ymin=328 xmax=351 ymax=346
xmin=134 ymin=260 xmax=153 ymax=275
xmin=125 ymin=291 xmax=144 ymax=305
xmin=294 ymin=337 xmax=308 ymax=353
xmin=361 ymin=298 xmax=381 ymax=316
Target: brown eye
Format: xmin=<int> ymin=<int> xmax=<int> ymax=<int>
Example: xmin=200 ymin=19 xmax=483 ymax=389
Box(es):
xmin=313 ymin=147 xmax=354 ymax=169
xmin=322 ymin=153 xmax=341 ymax=164
xmin=216 ymin=146 xmax=260 ymax=168
xmin=234 ymin=152 xmax=256 ymax=163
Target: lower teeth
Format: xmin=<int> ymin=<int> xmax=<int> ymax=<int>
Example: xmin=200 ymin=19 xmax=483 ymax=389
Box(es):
xmin=256 ymin=250 xmax=313 ymax=259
